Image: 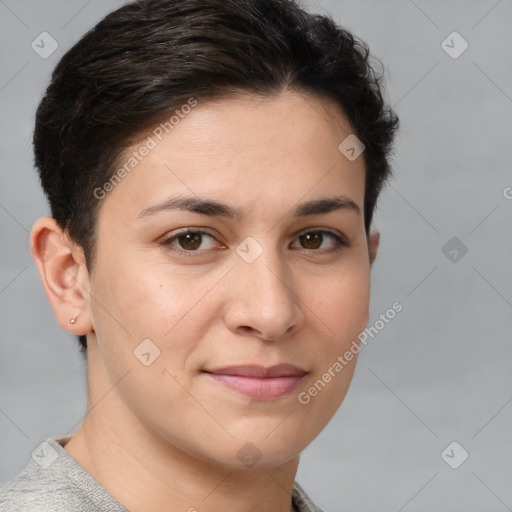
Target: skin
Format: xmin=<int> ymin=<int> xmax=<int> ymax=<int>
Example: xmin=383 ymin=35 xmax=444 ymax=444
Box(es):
xmin=30 ymin=90 xmax=380 ymax=512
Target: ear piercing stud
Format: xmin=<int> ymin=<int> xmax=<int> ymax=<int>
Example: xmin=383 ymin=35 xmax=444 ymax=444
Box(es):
xmin=70 ymin=315 xmax=79 ymax=324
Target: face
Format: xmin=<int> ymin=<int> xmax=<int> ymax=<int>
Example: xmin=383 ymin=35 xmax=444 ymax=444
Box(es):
xmin=83 ymin=90 xmax=371 ymax=468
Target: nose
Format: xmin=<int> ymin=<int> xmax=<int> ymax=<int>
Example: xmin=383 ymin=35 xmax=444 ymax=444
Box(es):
xmin=223 ymin=244 xmax=305 ymax=341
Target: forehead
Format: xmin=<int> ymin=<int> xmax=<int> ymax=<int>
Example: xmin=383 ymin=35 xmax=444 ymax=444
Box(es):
xmin=99 ymin=90 xmax=366 ymax=222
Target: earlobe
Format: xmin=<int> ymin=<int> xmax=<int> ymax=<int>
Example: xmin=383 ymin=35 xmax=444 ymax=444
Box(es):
xmin=30 ymin=217 xmax=92 ymax=335
xmin=368 ymin=230 xmax=380 ymax=266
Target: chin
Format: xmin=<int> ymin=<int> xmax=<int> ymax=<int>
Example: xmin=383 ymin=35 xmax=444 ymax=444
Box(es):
xmin=190 ymin=435 xmax=305 ymax=471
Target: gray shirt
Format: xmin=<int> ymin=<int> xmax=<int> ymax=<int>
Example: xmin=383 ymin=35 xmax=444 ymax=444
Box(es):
xmin=0 ymin=437 xmax=324 ymax=511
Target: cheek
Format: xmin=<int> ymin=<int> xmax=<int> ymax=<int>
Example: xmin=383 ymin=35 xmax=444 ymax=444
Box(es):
xmin=86 ymin=251 xmax=167 ymax=365
xmin=307 ymin=260 xmax=371 ymax=344
xmin=88 ymin=250 xmax=222 ymax=370
xmin=297 ymin=261 xmax=370 ymax=408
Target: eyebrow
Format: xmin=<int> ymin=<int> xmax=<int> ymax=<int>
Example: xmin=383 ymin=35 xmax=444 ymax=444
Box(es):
xmin=137 ymin=195 xmax=361 ymax=220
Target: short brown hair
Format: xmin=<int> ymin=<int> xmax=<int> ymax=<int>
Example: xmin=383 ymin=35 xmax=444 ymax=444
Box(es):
xmin=33 ymin=0 xmax=399 ymax=352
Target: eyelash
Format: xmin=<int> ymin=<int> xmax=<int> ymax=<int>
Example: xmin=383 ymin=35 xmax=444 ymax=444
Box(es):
xmin=160 ymin=228 xmax=349 ymax=257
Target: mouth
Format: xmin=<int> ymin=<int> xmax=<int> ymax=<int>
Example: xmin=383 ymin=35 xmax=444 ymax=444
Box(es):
xmin=202 ymin=364 xmax=307 ymax=401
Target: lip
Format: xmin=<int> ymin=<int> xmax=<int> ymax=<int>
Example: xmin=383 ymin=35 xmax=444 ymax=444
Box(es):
xmin=202 ymin=364 xmax=307 ymax=401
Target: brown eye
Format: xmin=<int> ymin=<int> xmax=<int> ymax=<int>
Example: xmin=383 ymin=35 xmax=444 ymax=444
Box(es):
xmin=176 ymin=232 xmax=202 ymax=250
xmin=293 ymin=230 xmax=348 ymax=252
xmin=299 ymin=232 xmax=323 ymax=249
xmin=162 ymin=229 xmax=219 ymax=254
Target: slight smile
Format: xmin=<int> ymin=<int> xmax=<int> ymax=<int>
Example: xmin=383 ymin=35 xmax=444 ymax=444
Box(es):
xmin=202 ymin=364 xmax=308 ymax=401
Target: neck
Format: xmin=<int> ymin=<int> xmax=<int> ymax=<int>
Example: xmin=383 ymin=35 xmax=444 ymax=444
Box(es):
xmin=64 ymin=348 xmax=300 ymax=512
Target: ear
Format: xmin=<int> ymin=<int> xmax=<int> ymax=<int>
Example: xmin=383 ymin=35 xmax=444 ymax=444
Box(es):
xmin=368 ymin=230 xmax=380 ymax=266
xmin=30 ymin=217 xmax=93 ymax=336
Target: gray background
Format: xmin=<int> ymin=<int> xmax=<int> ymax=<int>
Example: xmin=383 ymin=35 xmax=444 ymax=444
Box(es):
xmin=1 ymin=0 xmax=511 ymax=510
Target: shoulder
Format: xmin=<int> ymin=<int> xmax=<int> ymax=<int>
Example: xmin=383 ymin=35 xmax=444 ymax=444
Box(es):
xmin=293 ymin=481 xmax=325 ymax=512
xmin=0 ymin=460 xmax=81 ymax=512
xmin=0 ymin=437 xmax=126 ymax=512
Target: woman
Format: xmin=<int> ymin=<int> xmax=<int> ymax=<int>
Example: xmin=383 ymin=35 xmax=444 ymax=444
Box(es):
xmin=0 ymin=0 xmax=398 ymax=510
